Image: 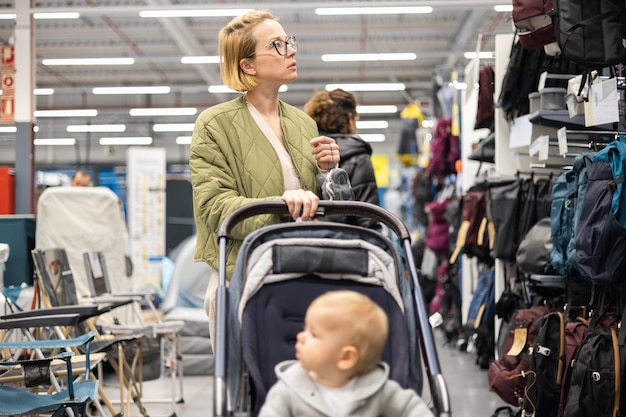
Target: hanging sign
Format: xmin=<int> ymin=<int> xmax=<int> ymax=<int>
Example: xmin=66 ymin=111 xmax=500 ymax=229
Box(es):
xmin=1 ymin=46 xmax=14 ymax=73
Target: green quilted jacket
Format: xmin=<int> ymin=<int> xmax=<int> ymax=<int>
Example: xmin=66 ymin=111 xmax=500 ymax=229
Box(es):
xmin=190 ymin=95 xmax=321 ymax=279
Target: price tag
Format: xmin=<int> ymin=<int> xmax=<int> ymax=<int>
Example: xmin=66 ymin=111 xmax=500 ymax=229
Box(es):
xmin=538 ymin=135 xmax=550 ymax=161
xmin=538 ymin=71 xmax=547 ymax=91
xmin=557 ymin=127 xmax=568 ymax=156
xmin=507 ymin=326 xmax=528 ymax=356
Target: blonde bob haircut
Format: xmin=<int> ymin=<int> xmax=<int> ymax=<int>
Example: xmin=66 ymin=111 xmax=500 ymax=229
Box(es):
xmin=218 ymin=10 xmax=277 ymax=92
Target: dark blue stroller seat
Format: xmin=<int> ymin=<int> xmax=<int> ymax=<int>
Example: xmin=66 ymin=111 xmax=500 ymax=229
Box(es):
xmin=242 ymin=274 xmax=410 ymax=416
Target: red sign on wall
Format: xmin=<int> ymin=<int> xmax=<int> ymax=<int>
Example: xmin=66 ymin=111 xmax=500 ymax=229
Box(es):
xmin=1 ymin=97 xmax=14 ymax=123
xmin=1 ymin=47 xmax=14 ymax=73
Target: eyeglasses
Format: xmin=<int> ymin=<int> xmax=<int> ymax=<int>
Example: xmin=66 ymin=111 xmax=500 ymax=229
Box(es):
xmin=246 ymin=36 xmax=297 ymax=58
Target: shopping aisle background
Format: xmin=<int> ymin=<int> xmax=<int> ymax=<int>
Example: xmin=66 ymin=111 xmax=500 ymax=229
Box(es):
xmin=429 ymin=329 xmax=511 ymax=417
xmin=101 ymin=327 xmax=511 ymax=417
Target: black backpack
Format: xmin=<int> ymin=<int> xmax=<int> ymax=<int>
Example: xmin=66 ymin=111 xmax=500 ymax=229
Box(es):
xmin=563 ymin=321 xmax=620 ymax=417
xmin=523 ymin=311 xmax=564 ymax=417
xmin=551 ymin=0 xmax=626 ymax=69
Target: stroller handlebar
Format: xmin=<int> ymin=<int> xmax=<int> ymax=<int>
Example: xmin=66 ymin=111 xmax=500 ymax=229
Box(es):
xmin=218 ymin=200 xmax=411 ymax=241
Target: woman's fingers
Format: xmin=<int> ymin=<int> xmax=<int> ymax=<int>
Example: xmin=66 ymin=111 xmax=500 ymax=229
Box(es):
xmin=280 ymin=189 xmax=320 ymax=220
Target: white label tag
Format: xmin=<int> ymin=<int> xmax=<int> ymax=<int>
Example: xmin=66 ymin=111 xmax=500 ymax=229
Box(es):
xmin=585 ymin=77 xmax=619 ymax=126
xmin=557 ymin=127 xmax=568 ymax=156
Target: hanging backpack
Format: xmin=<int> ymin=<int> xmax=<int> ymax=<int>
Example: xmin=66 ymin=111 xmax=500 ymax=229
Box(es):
xmin=463 ymin=267 xmax=496 ymax=369
xmin=523 ymin=311 xmax=566 ymax=417
xmin=427 ymin=118 xmax=459 ymax=179
xmin=487 ymin=176 xmax=523 ymax=261
xmin=449 ymin=184 xmax=492 ymax=265
xmin=513 ymin=0 xmax=557 ymax=49
xmin=557 ymin=318 xmax=589 ymax=417
xmin=548 ymin=169 xmax=577 ymax=275
xmin=487 ymin=305 xmax=550 ymax=406
xmin=575 ymin=139 xmax=626 ymax=285
xmin=551 ymin=0 xmax=626 ymax=69
xmin=563 ymin=316 xmax=621 ymax=417
xmin=565 ymin=152 xmax=595 ymax=283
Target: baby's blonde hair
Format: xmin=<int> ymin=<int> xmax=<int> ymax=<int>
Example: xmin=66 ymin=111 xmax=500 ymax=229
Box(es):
xmin=310 ymin=290 xmax=389 ymax=374
xmin=218 ymin=10 xmax=277 ymax=92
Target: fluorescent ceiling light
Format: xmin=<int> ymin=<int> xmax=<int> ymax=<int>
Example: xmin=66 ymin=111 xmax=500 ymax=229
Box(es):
xmin=316 ymin=7 xmax=432 ymax=15
xmin=322 ymin=53 xmax=416 ymax=62
xmin=34 ymin=138 xmax=76 ymax=146
xmin=360 ymin=134 xmax=386 ymax=143
xmin=153 ymin=123 xmax=195 ymax=132
xmin=357 ymin=105 xmax=398 ymax=114
xmin=494 ymin=5 xmax=514 ymax=12
xmin=92 ymin=86 xmax=170 ymax=95
xmin=129 ymin=107 xmax=197 ymax=116
xmin=357 ymin=121 xmax=389 ymax=129
xmin=34 ymin=88 xmax=54 ymax=95
xmin=176 ymin=136 xmax=192 ymax=145
xmin=181 ymin=56 xmax=221 ymax=64
xmin=464 ymin=51 xmax=495 ymax=59
xmin=0 ymin=126 xmax=16 ymax=133
xmin=35 ymin=109 xmax=98 ymax=117
xmin=208 ymin=85 xmax=287 ymax=93
xmin=42 ymin=58 xmax=135 ymax=66
xmin=326 ymin=83 xmax=405 ymax=92
xmin=140 ymin=9 xmax=252 ymax=18
xmin=33 ymin=12 xmax=80 ymax=19
xmin=0 ymin=14 xmax=16 ymax=20
xmin=67 ymin=124 xmax=126 ymax=133
xmin=452 ymin=81 xmax=467 ymax=90
xmin=99 ymin=137 xmax=153 ymax=146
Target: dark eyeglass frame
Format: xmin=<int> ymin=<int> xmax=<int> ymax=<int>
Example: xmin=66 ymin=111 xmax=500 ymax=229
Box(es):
xmin=245 ymin=36 xmax=297 ymax=58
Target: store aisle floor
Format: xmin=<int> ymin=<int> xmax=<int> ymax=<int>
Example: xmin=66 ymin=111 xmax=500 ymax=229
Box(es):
xmin=100 ymin=329 xmax=512 ymax=417
xmin=429 ymin=329 xmax=511 ymax=417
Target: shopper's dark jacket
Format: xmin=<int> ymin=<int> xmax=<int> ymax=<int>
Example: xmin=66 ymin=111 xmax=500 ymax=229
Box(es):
xmin=326 ymin=132 xmax=381 ymax=230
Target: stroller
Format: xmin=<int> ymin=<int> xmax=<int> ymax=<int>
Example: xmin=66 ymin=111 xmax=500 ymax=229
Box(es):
xmin=214 ymin=201 xmax=451 ymax=417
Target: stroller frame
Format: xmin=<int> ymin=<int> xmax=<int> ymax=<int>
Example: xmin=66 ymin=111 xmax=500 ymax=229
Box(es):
xmin=214 ymin=201 xmax=451 ymax=417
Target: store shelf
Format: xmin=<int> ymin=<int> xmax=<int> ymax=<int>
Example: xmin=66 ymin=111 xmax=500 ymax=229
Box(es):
xmin=528 ymin=110 xmax=626 ymax=132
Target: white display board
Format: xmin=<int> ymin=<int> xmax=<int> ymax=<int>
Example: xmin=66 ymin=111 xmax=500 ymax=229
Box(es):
xmin=126 ymin=147 xmax=166 ymax=291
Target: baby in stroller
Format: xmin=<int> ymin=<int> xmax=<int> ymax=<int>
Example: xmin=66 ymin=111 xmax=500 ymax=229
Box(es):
xmin=259 ymin=290 xmax=435 ymax=417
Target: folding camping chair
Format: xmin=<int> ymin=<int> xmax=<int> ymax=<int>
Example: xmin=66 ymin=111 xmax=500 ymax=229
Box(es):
xmin=31 ymin=247 xmax=153 ymax=417
xmin=0 ymin=311 xmax=99 ymax=417
xmin=83 ymin=250 xmax=185 ymax=407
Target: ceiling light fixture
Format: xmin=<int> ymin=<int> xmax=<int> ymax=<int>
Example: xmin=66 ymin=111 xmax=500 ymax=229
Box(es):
xmin=322 ymin=53 xmax=416 ymax=62
xmin=129 ymin=108 xmax=197 ymax=116
xmin=181 ymin=56 xmax=221 ymax=64
xmin=356 ymin=121 xmax=389 ymax=129
xmin=325 ymin=83 xmax=405 ymax=92
xmin=356 ymin=105 xmax=398 ymax=114
xmin=464 ymin=51 xmax=495 ymax=59
xmin=316 ymin=7 xmax=432 ymax=15
xmin=139 ymin=9 xmax=252 ymax=18
xmin=92 ymin=86 xmax=170 ymax=95
xmin=34 ymin=88 xmax=54 ymax=95
xmin=33 ymin=12 xmax=80 ymax=19
xmin=494 ymin=5 xmax=514 ymax=12
xmin=67 ymin=124 xmax=126 ymax=133
xmin=99 ymin=137 xmax=153 ymax=146
xmin=0 ymin=126 xmax=16 ymax=133
xmin=33 ymin=138 xmax=76 ymax=146
xmin=34 ymin=109 xmax=98 ymax=117
xmin=360 ymin=134 xmax=386 ymax=143
xmin=0 ymin=14 xmax=16 ymax=20
xmin=153 ymin=123 xmax=195 ymax=132
xmin=176 ymin=136 xmax=192 ymax=145
xmin=42 ymin=58 xmax=135 ymax=66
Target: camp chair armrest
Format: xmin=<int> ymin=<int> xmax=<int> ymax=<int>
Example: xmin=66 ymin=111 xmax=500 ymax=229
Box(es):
xmin=0 ymin=351 xmax=74 ymax=367
xmin=0 ymin=313 xmax=82 ymax=330
xmin=1 ymin=305 xmax=99 ymax=321
xmin=0 ymin=330 xmax=97 ymax=351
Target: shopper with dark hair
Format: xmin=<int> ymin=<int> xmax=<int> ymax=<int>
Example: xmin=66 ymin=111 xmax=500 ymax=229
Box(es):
xmin=304 ymin=89 xmax=380 ymax=229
